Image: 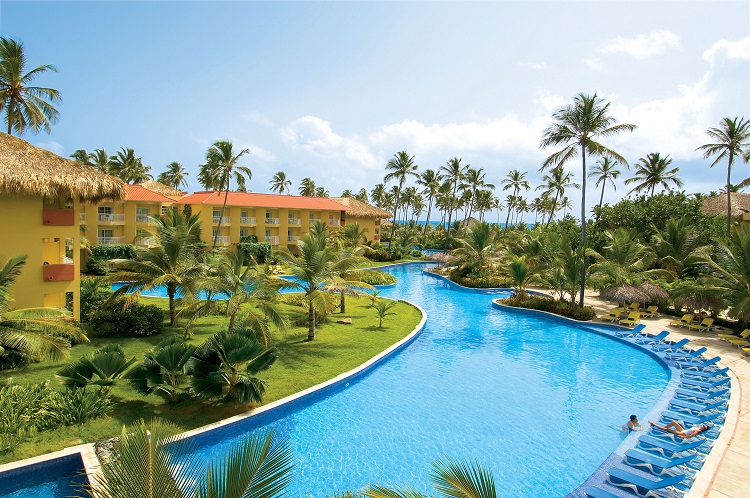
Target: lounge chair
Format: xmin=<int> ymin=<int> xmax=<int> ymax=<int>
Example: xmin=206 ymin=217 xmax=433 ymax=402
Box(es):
xmin=628 ymin=302 xmax=641 ymax=311
xmin=584 ymin=487 xmax=621 ymax=498
xmin=615 ymin=323 xmax=647 ymax=338
xmin=624 ymin=448 xmax=697 ymax=475
xmin=680 ymin=376 xmax=730 ymax=389
xmin=718 ymin=328 xmax=750 ymax=340
xmin=743 ymin=347 xmax=750 ymax=355
xmin=651 ymin=338 xmax=690 ymax=352
xmin=670 ymin=398 xmax=726 ymax=412
xmin=682 ymin=366 xmax=729 ymax=379
xmin=641 ymin=305 xmax=659 ymax=318
xmin=674 ymin=387 xmax=729 ymax=401
xmin=634 ymin=330 xmax=669 ymax=345
xmin=727 ymin=336 xmax=750 ymax=346
xmin=665 ymin=346 xmax=707 ymax=360
xmin=674 ymin=356 xmax=721 ymax=370
xmin=619 ymin=311 xmax=641 ymax=327
xmin=599 ymin=307 xmax=624 ymax=322
xmin=669 ymin=314 xmax=693 ymax=328
xmin=637 ymin=434 xmax=705 ymax=458
xmin=688 ymin=318 xmax=714 ymax=332
xmin=606 ymin=467 xmax=685 ymax=497
xmin=661 ymin=409 xmax=722 ymax=425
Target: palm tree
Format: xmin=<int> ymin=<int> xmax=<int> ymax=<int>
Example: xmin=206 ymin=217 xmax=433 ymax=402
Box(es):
xmin=540 ymin=92 xmax=636 ymax=306
xmin=90 ymin=148 xmax=111 ymax=174
xmin=126 ymin=337 xmax=196 ymax=403
xmin=651 ymin=218 xmax=701 ymax=280
xmin=340 ymin=222 xmax=368 ymax=247
xmin=70 ymin=149 xmax=93 ymax=166
xmin=417 ymin=169 xmax=443 ymax=234
xmin=440 ymin=157 xmax=468 ymax=251
xmin=109 ymin=148 xmax=153 ymax=183
xmin=299 ymin=177 xmax=316 ymax=196
xmin=463 ymin=167 xmax=495 ymax=221
xmin=536 ymin=166 xmax=579 ymax=224
xmin=0 ymin=255 xmax=89 ymax=363
xmin=201 ymin=140 xmax=251 ymax=248
xmin=355 ymin=187 xmax=369 ymax=203
xmin=451 ymin=222 xmax=499 ymax=277
xmin=384 ymin=151 xmax=419 ymax=251
xmin=588 ymin=228 xmax=657 ymax=288
xmin=191 ymin=328 xmax=277 ymax=402
xmin=370 ymin=183 xmax=387 ymax=207
xmin=111 ymin=208 xmax=205 ymax=326
xmin=400 ymin=186 xmax=419 ymax=223
xmin=500 ymin=170 xmax=530 ymax=227
xmin=624 ymin=152 xmax=683 ymax=197
xmin=314 ymin=186 xmax=329 ymax=197
xmin=156 ymin=162 xmax=189 ymax=190
xmin=589 ymin=157 xmax=621 ymax=217
xmin=56 ymin=344 xmax=136 ymax=395
xmin=697 ymin=116 xmax=750 ymax=237
xmin=0 ymin=37 xmax=61 ymax=136
xmin=370 ymin=299 xmax=397 ymax=328
xmin=269 ymin=171 xmax=292 ymax=194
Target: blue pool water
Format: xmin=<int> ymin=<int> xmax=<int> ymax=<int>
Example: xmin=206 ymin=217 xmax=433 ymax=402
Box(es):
xmin=0 ymin=454 xmax=86 ymax=498
xmin=182 ymin=263 xmax=669 ymax=496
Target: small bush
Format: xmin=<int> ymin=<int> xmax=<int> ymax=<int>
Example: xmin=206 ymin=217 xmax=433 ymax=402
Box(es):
xmin=80 ymin=277 xmax=113 ymax=322
xmin=353 ymin=271 xmax=397 ymax=286
xmin=237 ymin=241 xmax=272 ymax=263
xmin=365 ymin=248 xmax=401 ymax=262
xmin=499 ymin=295 xmax=596 ymax=321
xmin=91 ymin=245 xmax=136 ymax=260
xmin=0 ymin=349 xmax=33 ymax=371
xmin=84 ymin=257 xmax=109 ymax=276
xmin=90 ymin=298 xmax=165 ymax=337
xmin=449 ymin=269 xmax=512 ymax=288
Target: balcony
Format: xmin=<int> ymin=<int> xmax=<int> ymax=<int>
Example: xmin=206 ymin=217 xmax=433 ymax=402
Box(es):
xmin=265 ymin=236 xmax=280 ymax=244
xmin=214 ymin=236 xmax=231 ymax=245
xmin=135 ymin=214 xmax=153 ymax=224
xmin=240 ymin=216 xmax=256 ymax=225
xmin=98 ymin=236 xmax=125 ymax=245
xmin=212 ymin=216 xmax=230 ymax=225
xmin=42 ymin=209 xmax=75 ymax=226
xmin=43 ymin=263 xmax=75 ymax=282
xmin=310 ymin=218 xmax=321 ymax=224
xmin=287 ymin=218 xmax=301 ymax=226
xmin=98 ymin=213 xmax=125 ymax=224
xmin=265 ymin=218 xmax=280 ymax=225
xmin=328 ymin=220 xmax=341 ymax=227
xmin=287 ymin=235 xmax=300 ymax=242
xmin=135 ymin=237 xmax=157 ymax=247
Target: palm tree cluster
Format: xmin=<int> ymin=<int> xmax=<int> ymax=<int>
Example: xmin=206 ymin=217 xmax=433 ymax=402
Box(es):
xmin=71 ymin=147 xmax=161 ymax=184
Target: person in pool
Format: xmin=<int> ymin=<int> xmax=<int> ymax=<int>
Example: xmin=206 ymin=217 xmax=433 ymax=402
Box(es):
xmin=649 ymin=420 xmax=710 ymax=438
xmin=623 ymin=414 xmax=643 ymax=431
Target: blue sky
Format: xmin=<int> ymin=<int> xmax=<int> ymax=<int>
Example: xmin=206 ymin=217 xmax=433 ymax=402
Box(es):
xmin=2 ymin=1 xmax=749 ymax=218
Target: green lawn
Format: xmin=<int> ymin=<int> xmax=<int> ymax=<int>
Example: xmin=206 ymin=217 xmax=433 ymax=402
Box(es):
xmin=0 ymin=294 xmax=422 ymax=464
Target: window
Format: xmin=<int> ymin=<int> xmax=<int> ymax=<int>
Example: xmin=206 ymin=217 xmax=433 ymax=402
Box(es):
xmin=240 ymin=229 xmax=248 ymax=237
xmin=310 ymin=213 xmax=315 ymax=220
xmin=266 ymin=211 xmax=271 ymax=220
xmin=241 ymin=210 xmax=248 ymax=218
xmin=136 ymin=206 xmax=150 ymax=223
xmin=265 ymin=229 xmax=271 ymax=237
xmin=213 ymin=209 xmax=222 ymax=217
xmin=212 ymin=229 xmax=219 ymax=237
xmin=161 ymin=206 xmax=168 ymax=215
xmin=98 ymin=206 xmax=113 ymax=215
xmin=98 ymin=229 xmax=113 ymax=238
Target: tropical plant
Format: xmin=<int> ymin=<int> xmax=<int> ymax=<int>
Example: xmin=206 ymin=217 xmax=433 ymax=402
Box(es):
xmin=315 ymin=186 xmax=329 ymax=197
xmin=299 ymin=177 xmax=316 ymax=196
xmin=451 ymin=222 xmax=499 ymax=278
xmin=157 ymin=161 xmax=189 ymax=190
xmin=650 ymin=218 xmax=702 ymax=279
xmin=0 ymin=37 xmax=61 ymax=136
xmin=370 ymin=299 xmax=397 ymax=328
xmin=697 ymin=116 xmax=750 ymax=237
xmin=440 ymin=157 xmax=468 ymax=250
xmin=589 ymin=157 xmax=621 ymax=217
xmin=500 ymin=170 xmax=530 ymax=227
xmin=355 ymin=187 xmax=369 ymax=203
xmin=111 ymin=208 xmax=205 ymax=326
xmin=624 ymin=152 xmax=683 ymax=197
xmin=190 ymin=328 xmax=277 ymax=402
xmin=536 ymin=166 xmax=579 ymax=224
xmin=90 ymin=148 xmax=111 ymax=174
xmin=126 ymin=337 xmax=196 ymax=403
xmin=540 ymin=92 xmax=636 ymax=305
xmin=70 ymin=149 xmax=93 ymax=166
xmin=340 ymin=222 xmax=369 ymax=247
xmin=370 ymin=183 xmax=387 ymax=207
xmin=505 ymin=255 xmax=538 ymax=297
xmin=109 ymin=148 xmax=153 ymax=183
xmin=384 ymin=151 xmax=419 ymax=251
xmin=270 ymin=170 xmax=292 ymax=194
xmin=588 ymin=228 xmax=657 ymax=288
xmin=463 ymin=167 xmax=495 ymax=221
xmin=200 ymin=140 xmax=251 ymax=247
xmin=57 ymin=344 xmax=136 ymax=395
xmin=0 ymin=255 xmax=88 ymax=365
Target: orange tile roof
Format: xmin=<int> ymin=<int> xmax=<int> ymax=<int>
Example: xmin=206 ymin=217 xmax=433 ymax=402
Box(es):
xmin=176 ymin=191 xmax=352 ymax=211
xmin=125 ymin=184 xmax=176 ymax=203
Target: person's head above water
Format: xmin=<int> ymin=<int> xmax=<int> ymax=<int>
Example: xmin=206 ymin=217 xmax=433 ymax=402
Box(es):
xmin=630 ymin=414 xmax=638 ymax=422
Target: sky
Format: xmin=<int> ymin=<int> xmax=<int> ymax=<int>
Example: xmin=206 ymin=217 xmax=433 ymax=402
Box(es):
xmin=2 ymin=0 xmax=749 ymax=221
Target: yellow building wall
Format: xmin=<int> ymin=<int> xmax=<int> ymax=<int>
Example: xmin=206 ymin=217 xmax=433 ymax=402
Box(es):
xmin=84 ymin=200 xmax=168 ymax=246
xmin=346 ymin=216 xmax=380 ymax=243
xmin=0 ymin=195 xmax=81 ymax=319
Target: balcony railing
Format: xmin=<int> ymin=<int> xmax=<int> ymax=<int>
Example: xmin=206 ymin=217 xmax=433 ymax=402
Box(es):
xmin=98 ymin=213 xmax=125 ymax=223
xmin=310 ymin=218 xmax=321 ymax=224
xmin=135 ymin=237 xmax=157 ymax=247
xmin=287 ymin=235 xmax=300 ymax=242
xmin=212 ymin=216 xmax=230 ymax=225
xmin=135 ymin=214 xmax=152 ymax=223
xmin=265 ymin=218 xmax=280 ymax=225
xmin=213 ymin=236 xmax=231 ymax=245
xmin=287 ymin=218 xmax=301 ymax=226
xmin=98 ymin=236 xmax=125 ymax=245
xmin=265 ymin=236 xmax=280 ymax=244
xmin=43 ymin=264 xmax=75 ymax=282
xmin=240 ymin=216 xmax=256 ymax=225
xmin=328 ymin=219 xmax=340 ymax=227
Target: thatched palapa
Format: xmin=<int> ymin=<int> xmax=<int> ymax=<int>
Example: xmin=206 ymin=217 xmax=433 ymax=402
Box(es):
xmin=0 ymin=133 xmax=126 ymax=202
xmin=599 ymin=284 xmax=649 ymax=304
xmin=701 ymin=192 xmax=750 ymax=219
xmin=636 ymin=281 xmax=669 ymax=302
xmin=137 ymin=180 xmax=185 ymax=198
xmin=331 ymin=197 xmax=392 ymax=219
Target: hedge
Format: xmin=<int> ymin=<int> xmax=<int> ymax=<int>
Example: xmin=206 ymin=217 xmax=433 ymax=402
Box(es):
xmin=91 ymin=245 xmax=136 ymax=260
xmin=238 ymin=242 xmax=272 ymax=263
xmin=90 ymin=298 xmax=165 ymax=337
xmin=499 ymin=295 xmax=596 ymax=321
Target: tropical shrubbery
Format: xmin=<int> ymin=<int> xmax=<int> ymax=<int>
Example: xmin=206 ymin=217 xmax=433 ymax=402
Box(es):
xmin=90 ymin=299 xmax=164 ymax=337
xmin=91 ymin=244 xmax=137 ymax=261
xmin=237 ymin=241 xmax=272 ymax=263
xmin=355 ymin=270 xmax=397 ymax=286
xmin=84 ymin=257 xmax=109 ymax=276
xmin=500 ymin=295 xmax=596 ymax=321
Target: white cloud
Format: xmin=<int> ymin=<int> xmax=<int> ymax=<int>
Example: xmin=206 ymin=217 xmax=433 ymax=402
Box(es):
xmin=519 ymin=61 xmax=548 ymax=72
xmin=35 ymin=141 xmax=64 ymax=156
xmin=598 ymin=30 xmax=681 ymax=59
xmin=243 ymin=111 xmax=275 ymax=128
xmin=702 ymin=36 xmax=750 ymax=63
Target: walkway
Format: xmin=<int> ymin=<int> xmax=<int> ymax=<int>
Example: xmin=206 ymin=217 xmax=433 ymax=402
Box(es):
xmin=574 ymin=289 xmax=749 ymax=498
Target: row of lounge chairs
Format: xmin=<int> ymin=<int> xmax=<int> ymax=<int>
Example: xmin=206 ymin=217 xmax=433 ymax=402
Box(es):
xmin=585 ymin=326 xmax=729 ymax=498
xmin=668 ymin=314 xmax=715 ymax=332
xmin=717 ymin=328 xmax=750 ymax=353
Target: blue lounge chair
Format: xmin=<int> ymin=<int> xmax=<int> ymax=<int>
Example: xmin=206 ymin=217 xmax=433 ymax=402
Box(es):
xmin=682 ymin=367 xmax=729 ymax=380
xmin=637 ymin=434 xmax=705 ymax=458
xmin=661 ymin=410 xmax=722 ymax=425
xmin=606 ymin=467 xmax=685 ymax=497
xmin=584 ymin=486 xmax=621 ymax=498
xmin=675 ymin=387 xmax=729 ymax=401
xmin=634 ymin=330 xmax=669 ymax=345
xmin=651 ymin=338 xmax=690 ymax=352
xmin=666 ymin=346 xmax=708 ymax=360
xmin=680 ymin=377 xmax=730 ymax=390
xmin=615 ymin=323 xmax=647 ymax=338
xmin=670 ymin=398 xmax=725 ymax=412
xmin=624 ymin=448 xmax=697 ymax=475
xmin=674 ymin=356 xmax=721 ymax=370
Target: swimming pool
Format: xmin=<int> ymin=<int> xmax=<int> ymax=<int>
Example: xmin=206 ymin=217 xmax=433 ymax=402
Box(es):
xmin=181 ymin=262 xmax=669 ymax=496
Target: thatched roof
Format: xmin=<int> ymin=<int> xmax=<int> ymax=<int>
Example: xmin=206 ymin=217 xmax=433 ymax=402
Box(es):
xmin=0 ymin=133 xmax=126 ymax=202
xmin=599 ymin=284 xmax=650 ymax=304
xmin=701 ymin=192 xmax=750 ymax=218
xmin=331 ymin=197 xmax=392 ymax=218
xmin=137 ymin=180 xmax=184 ymax=198
xmin=636 ymin=281 xmax=669 ymax=302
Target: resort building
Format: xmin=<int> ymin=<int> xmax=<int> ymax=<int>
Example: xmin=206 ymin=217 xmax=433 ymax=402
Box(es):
xmin=175 ymin=191 xmax=354 ymax=247
xmin=0 ymin=133 xmax=126 ymax=319
xmin=81 ymin=183 xmax=177 ymax=247
xmin=330 ymin=197 xmax=392 ymax=243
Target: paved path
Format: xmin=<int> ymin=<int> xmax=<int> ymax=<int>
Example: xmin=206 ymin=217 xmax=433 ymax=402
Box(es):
xmin=571 ymin=289 xmax=749 ymax=498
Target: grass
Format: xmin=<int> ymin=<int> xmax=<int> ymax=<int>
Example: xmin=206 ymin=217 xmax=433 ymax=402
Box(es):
xmin=0 ymin=294 xmax=422 ymax=464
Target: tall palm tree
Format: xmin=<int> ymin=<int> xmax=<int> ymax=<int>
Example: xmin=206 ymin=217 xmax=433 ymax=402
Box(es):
xmin=201 ymin=140 xmax=251 ymax=248
xmin=463 ymin=167 xmax=495 ymax=221
xmin=355 ymin=187 xmax=369 ymax=203
xmin=540 ymin=92 xmax=636 ymax=306
xmin=536 ymin=166 xmax=578 ymax=224
xmin=70 ymin=149 xmax=93 ymax=166
xmin=314 ymin=186 xmax=329 ymax=197
xmin=400 ymin=186 xmax=418 ymax=223
xmin=0 ymin=255 xmax=88 ymax=362
xmin=417 ymin=169 xmax=443 ymax=234
xmin=0 ymin=37 xmax=61 ymax=136
xmin=589 ymin=157 xmax=621 ymax=217
xmin=440 ymin=157 xmax=468 ymax=250
xmin=111 ymin=208 xmax=205 ymax=326
xmin=370 ymin=183 xmax=387 ymax=207
xmin=624 ymin=152 xmax=683 ymax=197
xmin=90 ymin=148 xmax=111 ymax=174
xmin=156 ymin=161 xmax=189 ymax=190
xmin=697 ymin=116 xmax=750 ymax=237
xmin=299 ymin=177 xmax=316 ymax=196
xmin=269 ymin=170 xmax=292 ymax=194
xmin=500 ymin=170 xmax=530 ymax=227
xmin=384 ymin=151 xmax=419 ymax=251
xmin=109 ymin=148 xmax=153 ymax=183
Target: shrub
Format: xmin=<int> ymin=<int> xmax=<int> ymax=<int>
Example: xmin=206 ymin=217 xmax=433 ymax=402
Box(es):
xmin=365 ymin=248 xmax=401 ymax=262
xmin=91 ymin=245 xmax=137 ymax=260
xmin=44 ymin=388 xmax=112 ymax=426
xmin=90 ymin=298 xmax=165 ymax=337
xmin=84 ymin=257 xmax=109 ymax=276
xmin=80 ymin=277 xmax=113 ymax=322
xmin=0 ymin=349 xmax=33 ymax=371
xmin=237 ymin=241 xmax=272 ymax=263
xmin=354 ymin=271 xmax=397 ymax=286
xmin=499 ymin=295 xmax=596 ymax=321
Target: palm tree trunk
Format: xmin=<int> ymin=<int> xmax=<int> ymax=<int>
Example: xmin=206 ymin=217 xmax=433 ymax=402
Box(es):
xmin=727 ymin=157 xmax=733 ymax=237
xmin=168 ymin=286 xmax=177 ymax=326
xmin=597 ymin=182 xmax=605 ymax=219
xmin=307 ymin=300 xmax=316 ymax=341
xmin=388 ymin=188 xmax=400 ymax=252
xmin=340 ymin=289 xmax=346 ymax=313
xmin=424 ymin=199 xmax=433 ymax=235
xmin=579 ymin=146 xmax=587 ymax=307
xmin=6 ymin=100 xmax=15 ymax=135
xmin=228 ymin=309 xmax=237 ymax=334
